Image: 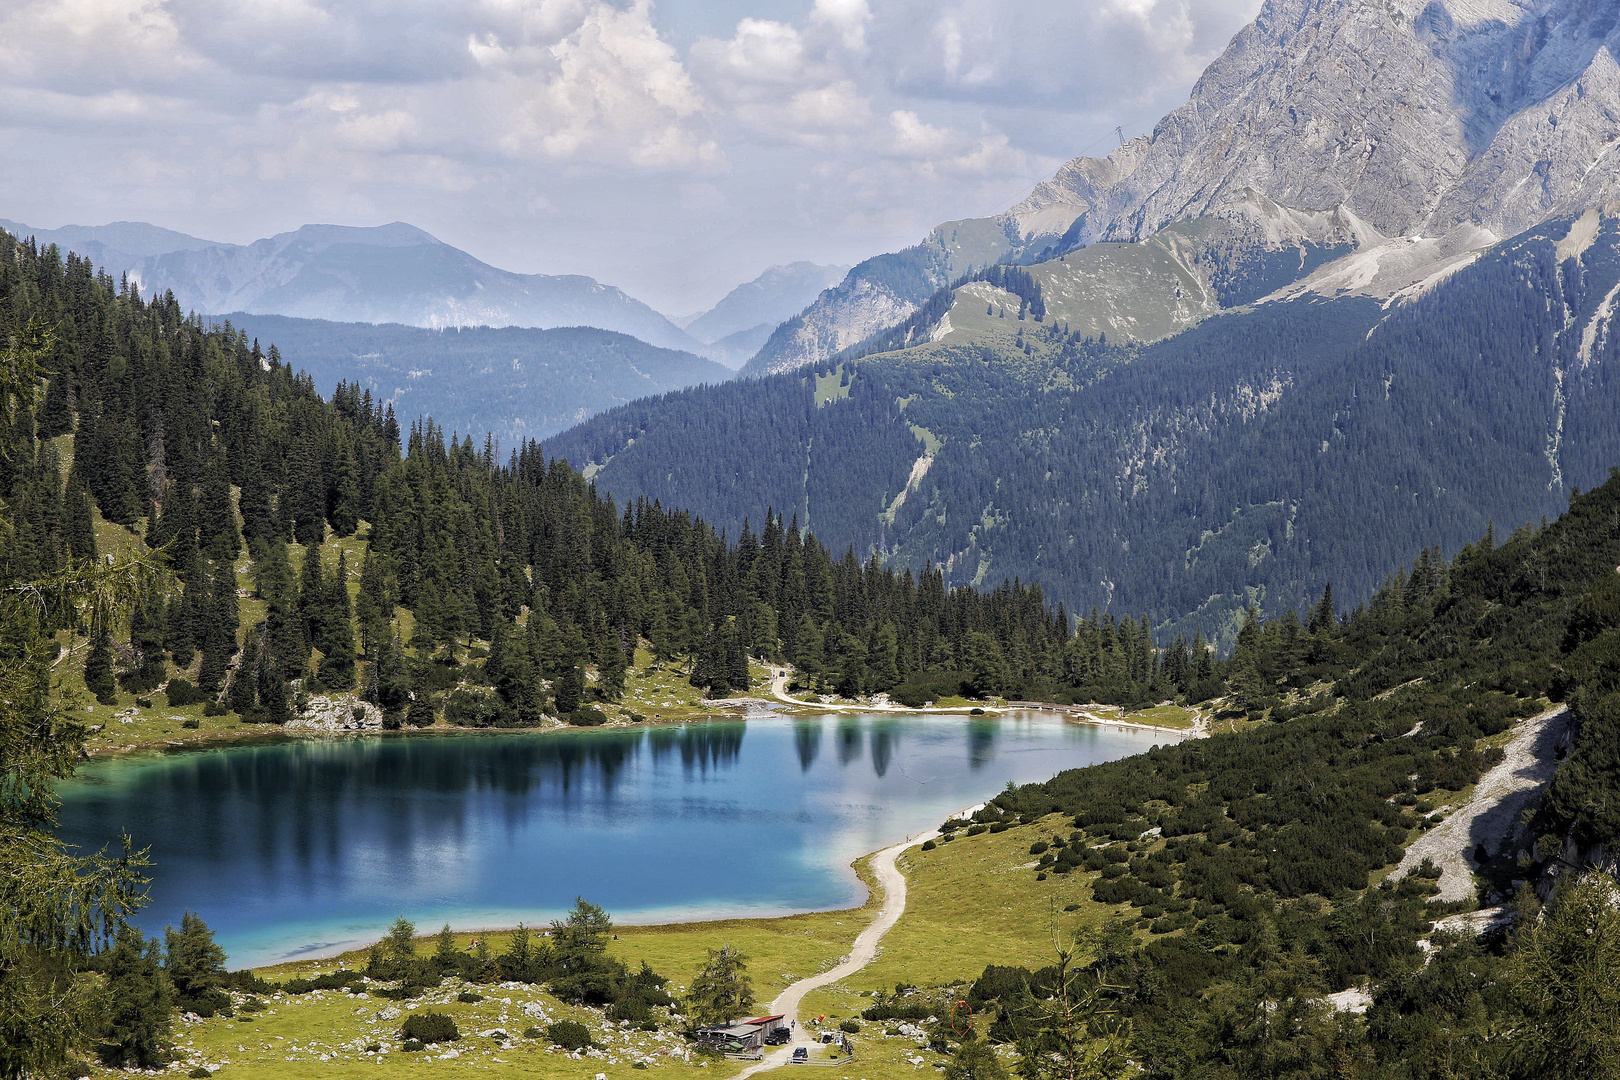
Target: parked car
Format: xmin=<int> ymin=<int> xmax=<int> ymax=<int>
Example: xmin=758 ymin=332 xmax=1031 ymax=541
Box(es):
xmin=765 ymin=1030 xmax=791 ymax=1045
xmin=792 ymin=1047 xmax=808 ymax=1061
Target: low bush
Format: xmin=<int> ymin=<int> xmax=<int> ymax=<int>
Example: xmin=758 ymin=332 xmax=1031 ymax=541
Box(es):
xmin=401 ymin=1040 xmax=425 ymax=1053
xmin=546 ymin=1020 xmax=592 ymax=1051
xmin=920 ymin=839 xmax=936 ymax=851
xmin=165 ymin=679 xmax=203 ymax=707
xmin=456 ymin=992 xmax=483 ymax=1003
xmin=567 ymin=707 xmax=608 ymax=727
xmin=282 ymin=970 xmax=366 ymax=995
xmin=401 ymin=1012 xmax=460 ymax=1044
xmin=181 ymin=718 xmax=200 ymax=729
xmin=522 ymin=1027 xmax=543 ymax=1040
xmin=188 ymin=1069 xmax=211 ymax=1078
xmin=839 ymin=1019 xmax=861 ymax=1034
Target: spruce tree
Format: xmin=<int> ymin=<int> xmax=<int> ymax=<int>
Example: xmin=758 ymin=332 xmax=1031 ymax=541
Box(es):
xmin=406 ymin=689 xmax=436 ymax=728
xmin=258 ymin=659 xmax=292 ymax=726
xmin=197 ymin=450 xmax=240 ymax=562
xmin=95 ymin=925 xmax=174 ymax=1068
xmin=84 ymin=621 xmax=117 ymax=705
xmin=355 ymin=550 xmax=392 ymax=657
xmin=229 ymin=627 xmax=262 ymax=716
xmin=598 ymin=632 xmax=627 ymax=701
xmin=554 ymin=664 xmax=582 ymax=714
xmin=299 ymin=543 xmax=327 ymax=655
xmin=37 ymin=371 xmax=72 ymax=438
xmin=62 ymin=471 xmax=98 ymax=562
xmin=319 ymin=551 xmax=357 ymax=690
xmin=164 ymin=911 xmax=228 ymax=1016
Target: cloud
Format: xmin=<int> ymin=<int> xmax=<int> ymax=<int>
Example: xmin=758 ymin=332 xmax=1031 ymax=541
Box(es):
xmin=473 ymin=0 xmax=717 ymax=167
xmin=0 ymin=0 xmax=1262 ymax=312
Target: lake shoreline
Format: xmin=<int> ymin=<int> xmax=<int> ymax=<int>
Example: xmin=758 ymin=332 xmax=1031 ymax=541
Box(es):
xmin=80 ymin=695 xmax=1198 ymax=761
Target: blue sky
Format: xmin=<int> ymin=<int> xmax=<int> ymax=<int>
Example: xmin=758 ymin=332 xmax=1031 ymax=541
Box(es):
xmin=0 ymin=0 xmax=1260 ymax=313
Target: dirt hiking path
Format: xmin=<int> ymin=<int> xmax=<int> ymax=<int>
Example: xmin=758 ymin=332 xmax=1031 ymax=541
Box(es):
xmin=731 ymin=831 xmax=938 ymax=1079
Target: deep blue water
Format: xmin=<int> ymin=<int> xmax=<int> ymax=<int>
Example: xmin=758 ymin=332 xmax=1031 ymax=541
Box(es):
xmin=56 ymin=712 xmax=1171 ymax=967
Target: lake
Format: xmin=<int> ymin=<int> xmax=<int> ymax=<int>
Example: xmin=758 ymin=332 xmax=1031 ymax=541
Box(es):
xmin=56 ymin=711 xmax=1174 ymax=968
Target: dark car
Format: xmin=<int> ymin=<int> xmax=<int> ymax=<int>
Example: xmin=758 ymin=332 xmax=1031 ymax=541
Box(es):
xmin=765 ymin=1030 xmax=791 ymax=1045
xmin=792 ymin=1047 xmax=808 ymax=1061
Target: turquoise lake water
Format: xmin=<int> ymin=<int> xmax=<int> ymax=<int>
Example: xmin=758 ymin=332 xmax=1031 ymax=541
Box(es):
xmin=56 ymin=712 xmax=1172 ymax=968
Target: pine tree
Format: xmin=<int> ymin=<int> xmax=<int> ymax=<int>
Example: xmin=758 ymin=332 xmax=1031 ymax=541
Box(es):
xmin=95 ymin=925 xmax=174 ymax=1068
xmin=598 ymin=631 xmax=627 ymax=701
xmin=299 ymin=543 xmax=328 ymax=655
xmin=229 ymin=627 xmax=262 ymax=716
xmin=62 ymin=470 xmax=98 ymax=562
xmin=687 ymin=945 xmax=754 ymax=1026
xmin=554 ymin=664 xmax=583 ymax=714
xmin=258 ymin=658 xmax=292 ymax=726
xmin=319 ymin=550 xmax=357 ymax=689
xmin=197 ymin=450 xmax=240 ymax=562
xmin=84 ymin=620 xmax=117 ymax=705
xmin=407 ymin=688 xmax=436 ymax=728
xmin=37 ymin=371 xmax=73 ymax=438
xmin=164 ymin=911 xmax=228 ymax=1016
xmin=355 ymin=550 xmax=392 ymax=657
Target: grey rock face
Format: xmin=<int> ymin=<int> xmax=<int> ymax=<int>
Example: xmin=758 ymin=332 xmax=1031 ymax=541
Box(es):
xmin=1062 ymin=0 xmax=1620 ymax=246
xmin=759 ymin=0 xmax=1620 ymax=374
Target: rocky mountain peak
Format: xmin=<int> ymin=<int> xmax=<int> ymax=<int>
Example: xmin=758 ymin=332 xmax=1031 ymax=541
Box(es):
xmin=1051 ymin=0 xmax=1620 ymax=248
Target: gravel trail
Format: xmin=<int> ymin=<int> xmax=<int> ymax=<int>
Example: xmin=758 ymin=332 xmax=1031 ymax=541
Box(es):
xmin=1390 ymin=704 xmax=1570 ymax=903
xmin=731 ymin=831 xmax=937 ymax=1079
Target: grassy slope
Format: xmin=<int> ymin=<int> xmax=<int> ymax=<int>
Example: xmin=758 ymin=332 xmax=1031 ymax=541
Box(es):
xmin=68 ymin=505 xmax=764 ymax=756
xmin=128 ymin=817 xmax=1091 ymax=1080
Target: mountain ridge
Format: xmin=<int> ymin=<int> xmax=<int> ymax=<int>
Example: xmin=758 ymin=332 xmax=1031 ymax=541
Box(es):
xmin=127 ymin=223 xmax=703 ymax=352
xmin=742 ymin=0 xmax=1620 ymax=377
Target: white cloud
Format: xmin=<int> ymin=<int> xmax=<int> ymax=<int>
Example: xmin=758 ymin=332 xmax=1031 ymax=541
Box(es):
xmin=0 ymin=0 xmax=1262 ymax=312
xmin=474 ymin=0 xmax=716 ymax=167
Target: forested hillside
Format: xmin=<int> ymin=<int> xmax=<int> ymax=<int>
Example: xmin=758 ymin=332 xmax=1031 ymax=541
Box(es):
xmin=1 ymin=226 xmax=1230 ymax=743
xmin=900 ymin=470 xmax=1620 ymax=1079
xmin=7 ymin=226 xmax=1620 ymax=1078
xmin=221 ymin=313 xmax=732 ymax=443
xmin=551 ymin=210 xmax=1620 ymax=648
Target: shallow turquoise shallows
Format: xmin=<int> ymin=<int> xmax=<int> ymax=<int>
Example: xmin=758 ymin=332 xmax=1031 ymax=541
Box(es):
xmin=56 ymin=712 xmax=1173 ymax=967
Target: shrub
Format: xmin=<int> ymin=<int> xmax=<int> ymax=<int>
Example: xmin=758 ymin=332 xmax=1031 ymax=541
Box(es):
xmin=165 ymin=679 xmax=204 ymax=706
xmin=839 ymin=1019 xmax=861 ymax=1034
xmin=970 ymin=708 xmax=986 ymax=715
xmin=402 ymin=1040 xmax=425 ymax=1052
xmin=546 ymin=1020 xmax=592 ymax=1051
xmin=1029 ymin=841 xmax=1049 ymax=855
xmin=920 ymin=839 xmax=936 ymax=851
xmin=365 ymin=1043 xmax=382 ymax=1053
xmin=567 ymin=707 xmax=608 ymax=727
xmin=522 ymin=1027 xmax=543 ymax=1040
xmin=135 ymin=697 xmax=153 ymax=709
xmin=188 ymin=1069 xmax=212 ymax=1078
xmin=401 ymin=1012 xmax=460 ymax=1044
xmin=966 ymin=824 xmax=988 ymax=837
xmin=203 ymin=700 xmax=227 ymax=716
xmin=456 ymin=992 xmax=483 ymax=1003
